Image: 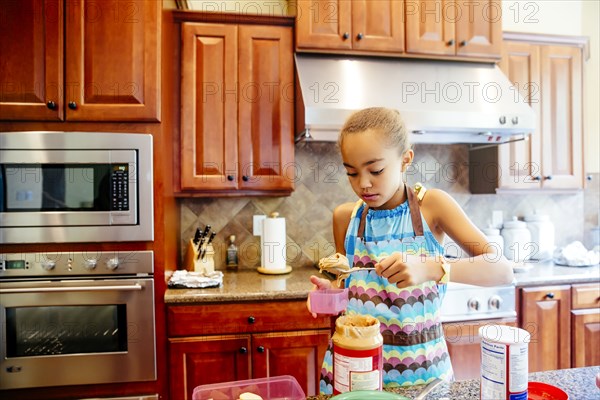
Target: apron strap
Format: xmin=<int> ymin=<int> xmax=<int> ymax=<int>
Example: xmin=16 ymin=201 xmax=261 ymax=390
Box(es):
xmin=356 ymin=185 xmax=424 ymax=239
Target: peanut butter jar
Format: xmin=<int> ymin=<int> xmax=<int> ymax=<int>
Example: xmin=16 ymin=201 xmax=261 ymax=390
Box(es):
xmin=332 ymin=314 xmax=383 ymax=394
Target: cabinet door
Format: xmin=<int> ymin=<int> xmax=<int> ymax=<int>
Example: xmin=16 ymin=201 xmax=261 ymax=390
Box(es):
xmin=65 ymin=0 xmax=160 ymax=121
xmin=540 ymin=45 xmax=583 ymax=189
xmin=0 ymin=0 xmax=63 ymax=121
xmin=455 ymin=0 xmax=502 ymax=58
xmin=497 ymin=41 xmax=542 ymax=189
xmin=252 ymin=330 xmax=330 ymax=396
xmin=405 ymin=0 xmax=455 ymax=56
xmin=169 ymin=335 xmax=251 ymax=400
xmin=238 ymin=26 xmax=294 ymax=191
xmin=296 ymin=0 xmax=352 ymax=50
xmin=443 ymin=319 xmax=517 ymax=380
xmin=571 ymin=309 xmax=600 ymax=367
xmin=352 ymin=0 xmax=404 ymax=52
xmin=521 ymin=286 xmax=571 ymax=372
xmin=180 ymin=23 xmax=239 ymax=191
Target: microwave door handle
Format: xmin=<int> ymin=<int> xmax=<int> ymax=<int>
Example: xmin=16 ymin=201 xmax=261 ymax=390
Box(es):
xmin=0 ymin=283 xmax=143 ymax=294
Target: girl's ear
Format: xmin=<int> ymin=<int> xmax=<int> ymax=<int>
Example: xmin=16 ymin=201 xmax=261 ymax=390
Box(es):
xmin=401 ymin=149 xmax=414 ymax=172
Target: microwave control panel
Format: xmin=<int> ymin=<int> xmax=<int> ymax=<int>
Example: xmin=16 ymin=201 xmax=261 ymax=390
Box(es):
xmin=111 ymin=165 xmax=129 ymax=211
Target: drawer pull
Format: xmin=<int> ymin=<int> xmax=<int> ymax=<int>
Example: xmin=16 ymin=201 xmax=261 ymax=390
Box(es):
xmin=257 ymin=346 xmax=265 ymax=353
xmin=239 ymin=347 xmax=247 ymax=354
xmin=248 ymin=316 xmax=255 ymax=324
xmin=545 ymin=292 xmax=555 ymax=299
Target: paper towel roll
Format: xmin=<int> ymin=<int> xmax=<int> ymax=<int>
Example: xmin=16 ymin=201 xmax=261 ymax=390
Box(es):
xmin=262 ymin=216 xmax=286 ymax=270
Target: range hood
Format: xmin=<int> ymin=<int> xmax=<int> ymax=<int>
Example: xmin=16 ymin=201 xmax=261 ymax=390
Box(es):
xmin=295 ymin=54 xmax=535 ymax=145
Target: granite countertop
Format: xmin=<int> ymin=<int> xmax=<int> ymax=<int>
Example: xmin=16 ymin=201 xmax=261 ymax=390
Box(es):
xmin=165 ymin=261 xmax=599 ymax=304
xmin=305 ymin=366 xmax=600 ymax=400
xmin=164 ymin=265 xmax=323 ymax=304
xmin=513 ymin=260 xmax=600 ymax=286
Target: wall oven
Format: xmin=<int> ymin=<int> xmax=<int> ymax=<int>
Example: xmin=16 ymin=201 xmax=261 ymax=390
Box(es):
xmin=0 ymin=131 xmax=153 ymax=244
xmin=0 ymin=250 xmax=156 ymax=390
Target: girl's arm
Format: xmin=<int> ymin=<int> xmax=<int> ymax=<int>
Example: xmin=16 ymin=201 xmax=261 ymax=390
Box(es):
xmin=424 ymin=189 xmax=515 ymax=286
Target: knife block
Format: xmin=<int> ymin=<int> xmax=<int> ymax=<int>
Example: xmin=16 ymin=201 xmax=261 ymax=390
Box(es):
xmin=185 ymin=239 xmax=215 ymax=274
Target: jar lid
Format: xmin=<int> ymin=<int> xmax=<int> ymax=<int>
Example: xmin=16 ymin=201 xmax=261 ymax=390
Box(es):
xmin=503 ymin=217 xmax=527 ymax=229
xmin=525 ymin=212 xmax=550 ymax=222
xmin=482 ymin=227 xmax=500 ymax=236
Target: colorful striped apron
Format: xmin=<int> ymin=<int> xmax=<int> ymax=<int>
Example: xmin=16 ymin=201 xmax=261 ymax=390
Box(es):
xmin=319 ymin=186 xmax=454 ymax=394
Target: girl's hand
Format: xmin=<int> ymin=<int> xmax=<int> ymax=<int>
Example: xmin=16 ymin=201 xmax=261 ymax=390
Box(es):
xmin=307 ymin=275 xmax=334 ymax=318
xmin=375 ymin=252 xmax=442 ymax=288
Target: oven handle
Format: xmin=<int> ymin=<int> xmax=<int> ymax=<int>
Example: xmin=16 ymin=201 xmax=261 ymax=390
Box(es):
xmin=0 ymin=283 xmax=143 ymax=294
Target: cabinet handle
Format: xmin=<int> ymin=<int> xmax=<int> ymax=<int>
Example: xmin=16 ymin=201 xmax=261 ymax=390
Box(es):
xmin=247 ymin=316 xmax=255 ymax=324
xmin=545 ymin=292 xmax=555 ymax=299
xmin=587 ymin=175 xmax=593 ymax=181
xmin=239 ymin=347 xmax=248 ymax=354
xmin=544 ymin=176 xmax=553 ymax=181
xmin=459 ymin=40 xmax=467 ymax=47
xmin=533 ymin=176 xmax=542 ymax=181
xmin=257 ymin=346 xmax=265 ymax=353
xmin=356 ymin=33 xmax=364 ymax=40
xmin=46 ymin=101 xmax=57 ymax=110
xmin=447 ymin=39 xmax=455 ymax=46
xmin=68 ymin=101 xmax=77 ymax=110
xmin=242 ymin=175 xmax=249 ymax=182
xmin=342 ymin=32 xmax=349 ymax=40
xmin=227 ymin=175 xmax=234 ymax=181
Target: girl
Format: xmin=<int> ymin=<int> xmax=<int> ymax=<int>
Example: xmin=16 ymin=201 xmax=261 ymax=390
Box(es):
xmin=309 ymin=107 xmax=514 ymax=393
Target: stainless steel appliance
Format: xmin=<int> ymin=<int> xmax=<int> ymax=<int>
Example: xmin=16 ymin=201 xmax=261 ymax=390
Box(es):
xmin=0 ymin=250 xmax=156 ymax=390
xmin=440 ymin=282 xmax=516 ymax=323
xmin=0 ymin=131 xmax=153 ymax=244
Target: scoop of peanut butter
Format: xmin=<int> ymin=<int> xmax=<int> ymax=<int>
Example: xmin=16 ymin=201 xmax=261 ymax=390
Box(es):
xmin=318 ymin=253 xmax=350 ymax=275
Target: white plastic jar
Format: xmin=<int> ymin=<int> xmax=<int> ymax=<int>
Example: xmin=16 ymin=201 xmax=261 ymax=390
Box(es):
xmin=501 ymin=217 xmax=533 ymax=262
xmin=525 ymin=212 xmax=555 ymax=260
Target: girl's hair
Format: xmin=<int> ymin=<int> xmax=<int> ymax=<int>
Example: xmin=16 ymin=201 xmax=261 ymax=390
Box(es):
xmin=338 ymin=107 xmax=410 ymax=152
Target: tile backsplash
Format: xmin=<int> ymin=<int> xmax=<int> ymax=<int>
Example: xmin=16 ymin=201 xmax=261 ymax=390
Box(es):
xmin=180 ymin=143 xmax=597 ymax=270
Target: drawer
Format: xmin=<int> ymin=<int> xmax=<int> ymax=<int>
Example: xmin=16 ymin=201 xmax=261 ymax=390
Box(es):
xmin=572 ymin=283 xmax=600 ymax=310
xmin=168 ymin=300 xmax=332 ymax=337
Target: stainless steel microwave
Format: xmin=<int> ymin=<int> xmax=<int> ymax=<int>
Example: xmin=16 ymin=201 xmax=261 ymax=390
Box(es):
xmin=0 ymin=131 xmax=153 ymax=243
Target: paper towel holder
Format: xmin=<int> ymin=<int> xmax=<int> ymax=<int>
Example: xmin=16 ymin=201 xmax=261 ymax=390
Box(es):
xmin=256 ymin=211 xmax=292 ymax=275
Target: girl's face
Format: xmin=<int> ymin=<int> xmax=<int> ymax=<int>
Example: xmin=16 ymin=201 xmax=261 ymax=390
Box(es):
xmin=341 ymin=129 xmax=413 ymax=210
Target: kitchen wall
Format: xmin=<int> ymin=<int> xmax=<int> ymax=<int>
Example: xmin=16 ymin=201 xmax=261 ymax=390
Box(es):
xmin=180 ymin=143 xmax=590 ymax=270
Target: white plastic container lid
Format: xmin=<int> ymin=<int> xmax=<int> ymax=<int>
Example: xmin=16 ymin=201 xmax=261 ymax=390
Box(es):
xmin=482 ymin=227 xmax=501 ymax=236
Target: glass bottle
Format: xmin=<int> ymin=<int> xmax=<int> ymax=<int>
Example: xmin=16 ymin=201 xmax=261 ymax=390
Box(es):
xmin=226 ymin=235 xmax=238 ymax=270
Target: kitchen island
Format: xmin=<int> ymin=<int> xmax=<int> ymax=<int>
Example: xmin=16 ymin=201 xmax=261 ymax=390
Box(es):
xmin=305 ymin=366 xmax=600 ymax=400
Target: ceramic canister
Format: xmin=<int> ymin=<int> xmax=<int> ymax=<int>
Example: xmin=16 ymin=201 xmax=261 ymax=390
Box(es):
xmin=482 ymin=227 xmax=504 ymax=256
xmin=524 ymin=213 xmax=555 ymax=260
xmin=501 ymin=217 xmax=533 ymax=262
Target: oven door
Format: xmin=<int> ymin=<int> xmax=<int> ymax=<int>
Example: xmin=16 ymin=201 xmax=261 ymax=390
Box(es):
xmin=0 ymin=278 xmax=156 ymax=390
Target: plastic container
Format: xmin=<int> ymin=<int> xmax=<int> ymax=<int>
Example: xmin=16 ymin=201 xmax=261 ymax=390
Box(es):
xmin=332 ymin=315 xmax=383 ymax=394
xmin=309 ymin=288 xmax=349 ymax=315
xmin=192 ymin=375 xmax=305 ymax=400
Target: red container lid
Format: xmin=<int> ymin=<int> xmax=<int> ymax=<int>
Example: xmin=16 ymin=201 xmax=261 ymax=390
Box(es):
xmin=528 ymin=381 xmax=569 ymax=400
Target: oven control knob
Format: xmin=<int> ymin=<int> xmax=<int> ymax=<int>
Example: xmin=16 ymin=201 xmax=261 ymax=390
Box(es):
xmin=41 ymin=260 xmax=56 ymax=271
xmin=106 ymin=258 xmax=120 ymax=270
xmin=489 ymin=295 xmax=503 ymax=310
xmin=467 ymin=297 xmax=481 ymax=311
xmin=83 ymin=259 xmax=98 ymax=270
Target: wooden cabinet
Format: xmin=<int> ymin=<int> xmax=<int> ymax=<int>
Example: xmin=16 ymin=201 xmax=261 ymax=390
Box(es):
xmin=167 ymin=300 xmax=331 ymax=399
xmin=179 ymin=22 xmax=294 ymax=194
xmin=296 ymin=0 xmax=404 ymax=53
xmin=520 ymin=285 xmax=571 ymax=372
xmin=470 ymin=34 xmax=587 ymax=193
xmin=0 ymin=0 xmax=160 ymax=121
xmin=405 ymin=0 xmax=502 ymax=59
xmin=571 ymin=283 xmax=600 ymax=368
xmin=443 ymin=318 xmax=517 ymax=380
